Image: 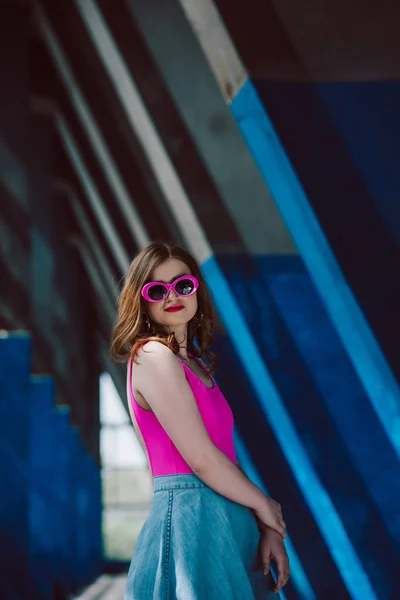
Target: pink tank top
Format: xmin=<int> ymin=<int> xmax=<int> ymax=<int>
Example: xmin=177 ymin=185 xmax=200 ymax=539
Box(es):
xmin=127 ymin=353 xmax=237 ymax=477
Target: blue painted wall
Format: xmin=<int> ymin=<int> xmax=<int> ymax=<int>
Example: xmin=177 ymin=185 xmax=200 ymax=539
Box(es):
xmin=211 ymin=253 xmax=400 ymax=599
xmin=30 ymin=376 xmax=57 ymax=600
xmin=254 ymin=80 xmax=400 ymax=385
xmin=0 ymin=333 xmax=103 ymax=598
xmin=0 ymin=334 xmax=33 ymax=599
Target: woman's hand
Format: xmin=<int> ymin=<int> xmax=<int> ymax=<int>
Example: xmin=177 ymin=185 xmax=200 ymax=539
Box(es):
xmin=254 ymin=497 xmax=286 ymax=539
xmin=258 ymin=527 xmax=290 ymax=594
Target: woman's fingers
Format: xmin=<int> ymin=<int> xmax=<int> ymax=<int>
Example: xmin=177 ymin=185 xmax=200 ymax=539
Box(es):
xmin=275 ymin=519 xmax=286 ymax=538
xmin=273 ymin=553 xmax=290 ymax=593
xmin=275 ymin=522 xmax=286 ymax=539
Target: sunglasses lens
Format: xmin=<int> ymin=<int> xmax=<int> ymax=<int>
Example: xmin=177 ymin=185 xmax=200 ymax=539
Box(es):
xmin=175 ymin=278 xmax=196 ymax=296
xmin=147 ymin=284 xmax=168 ymax=301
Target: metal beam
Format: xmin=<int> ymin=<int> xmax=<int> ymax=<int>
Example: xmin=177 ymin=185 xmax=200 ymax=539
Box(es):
xmin=35 ymin=1 xmax=150 ymax=249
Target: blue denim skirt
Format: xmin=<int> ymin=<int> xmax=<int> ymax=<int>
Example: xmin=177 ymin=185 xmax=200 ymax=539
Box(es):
xmin=124 ymin=473 xmax=278 ymax=599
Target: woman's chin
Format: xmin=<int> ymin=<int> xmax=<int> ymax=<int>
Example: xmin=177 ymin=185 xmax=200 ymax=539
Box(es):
xmin=165 ymin=316 xmax=188 ymax=327
xmin=156 ymin=313 xmax=191 ymax=330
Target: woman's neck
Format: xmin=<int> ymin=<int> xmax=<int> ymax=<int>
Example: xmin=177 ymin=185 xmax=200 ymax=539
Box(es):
xmin=166 ymin=324 xmax=189 ymax=359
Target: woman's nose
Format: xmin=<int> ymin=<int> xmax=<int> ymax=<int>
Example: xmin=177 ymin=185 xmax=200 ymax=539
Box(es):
xmin=166 ymin=287 xmax=179 ymax=300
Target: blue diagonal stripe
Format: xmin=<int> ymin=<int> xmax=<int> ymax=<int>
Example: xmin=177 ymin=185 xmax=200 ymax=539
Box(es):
xmin=234 ymin=430 xmax=315 ymax=600
xmin=230 ymin=80 xmax=400 ymax=464
xmin=201 ymin=254 xmax=377 ymax=600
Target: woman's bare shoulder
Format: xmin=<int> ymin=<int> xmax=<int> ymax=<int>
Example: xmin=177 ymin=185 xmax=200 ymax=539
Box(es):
xmin=136 ymin=340 xmax=175 ymax=362
xmin=133 ymin=341 xmax=187 ymax=400
xmin=132 ymin=341 xmax=180 ymax=378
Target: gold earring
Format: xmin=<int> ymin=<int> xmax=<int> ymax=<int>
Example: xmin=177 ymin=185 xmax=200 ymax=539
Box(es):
xmin=144 ymin=313 xmax=151 ymax=331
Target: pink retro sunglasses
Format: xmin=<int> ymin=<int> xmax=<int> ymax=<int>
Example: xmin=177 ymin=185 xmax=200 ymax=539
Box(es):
xmin=141 ymin=274 xmax=199 ymax=303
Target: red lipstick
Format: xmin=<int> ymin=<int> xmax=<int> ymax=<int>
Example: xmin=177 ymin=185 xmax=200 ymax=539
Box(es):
xmin=165 ymin=305 xmax=184 ymax=313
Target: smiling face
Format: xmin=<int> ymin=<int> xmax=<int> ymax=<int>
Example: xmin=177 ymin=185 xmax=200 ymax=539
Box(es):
xmin=144 ymin=258 xmax=198 ymax=331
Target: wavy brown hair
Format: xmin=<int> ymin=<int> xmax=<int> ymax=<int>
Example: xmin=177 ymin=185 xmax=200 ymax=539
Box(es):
xmin=110 ymin=241 xmax=217 ymax=374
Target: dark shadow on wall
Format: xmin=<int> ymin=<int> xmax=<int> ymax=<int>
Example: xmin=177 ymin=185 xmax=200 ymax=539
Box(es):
xmin=215 ymin=0 xmax=400 ymax=387
xmin=255 ymin=78 xmax=400 ymax=385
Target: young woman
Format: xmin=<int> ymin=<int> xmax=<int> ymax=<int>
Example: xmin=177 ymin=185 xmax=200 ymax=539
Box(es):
xmin=110 ymin=241 xmax=290 ymax=599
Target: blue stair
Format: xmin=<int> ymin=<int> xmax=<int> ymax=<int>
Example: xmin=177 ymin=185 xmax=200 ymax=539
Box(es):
xmin=0 ymin=332 xmax=103 ymax=598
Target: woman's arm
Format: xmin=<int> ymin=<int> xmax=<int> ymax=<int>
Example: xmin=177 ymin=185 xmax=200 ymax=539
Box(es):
xmin=236 ymin=461 xmax=268 ymax=533
xmin=236 ymin=460 xmax=290 ymax=593
xmin=133 ymin=342 xmax=284 ymax=536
